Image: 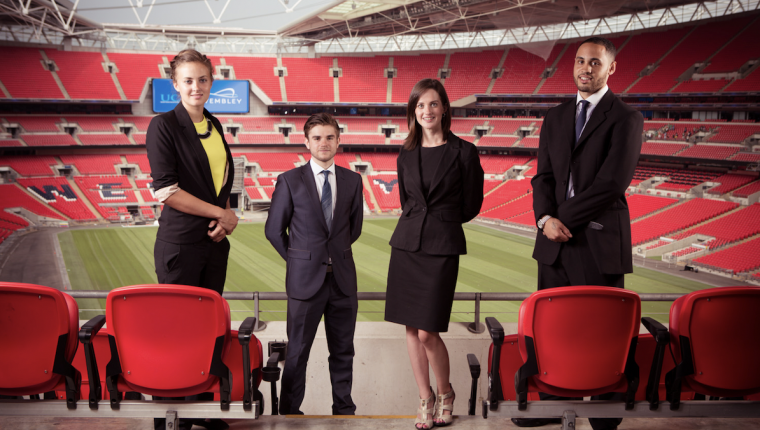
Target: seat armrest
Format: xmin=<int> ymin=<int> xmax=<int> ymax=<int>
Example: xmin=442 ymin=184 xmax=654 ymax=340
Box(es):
xmin=262 ymin=352 xmax=281 ymax=415
xmin=485 ymin=317 xmax=504 ymax=345
xmin=78 ymin=315 xmax=106 ymax=410
xmin=78 ymin=315 xmax=106 ymax=344
xmin=642 ymin=317 xmax=669 ymax=344
xmin=238 ymin=317 xmax=256 ymax=345
xmin=467 ymin=354 xmax=480 ymax=416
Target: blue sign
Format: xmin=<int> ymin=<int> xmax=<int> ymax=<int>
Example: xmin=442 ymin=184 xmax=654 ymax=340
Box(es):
xmin=152 ymin=79 xmax=249 ymax=113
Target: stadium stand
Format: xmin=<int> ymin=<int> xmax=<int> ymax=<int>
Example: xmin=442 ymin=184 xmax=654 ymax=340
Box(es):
xmin=627 ymin=194 xmax=678 ymax=220
xmin=135 ymin=178 xmax=152 ymax=188
xmin=59 ymin=155 xmax=123 ymax=175
xmin=340 ymin=118 xmax=384 ymax=133
xmin=630 ymin=18 xmax=751 ymax=93
xmin=234 ymin=117 xmax=282 ymax=132
xmin=480 ymin=180 xmax=533 ymax=213
xmin=0 ymin=155 xmax=59 ymax=176
xmin=18 ymin=177 xmax=97 ymax=221
xmin=44 ymin=50 xmax=121 ymax=100
xmin=0 ymin=139 xmax=23 ymax=147
xmin=4 ymin=116 xmax=61 ymax=132
xmin=506 ymin=210 xmax=537 ymax=227
xmin=256 ymin=177 xmax=276 ymax=186
xmin=630 ymin=198 xmax=738 ymax=246
xmin=489 ymin=119 xmax=533 ymax=134
xmin=237 ymin=133 xmax=286 ymax=144
xmin=492 ymin=45 xmax=563 ymax=94
xmin=0 ymin=47 xmax=65 ymax=99
xmin=363 ymin=188 xmax=376 ymax=211
xmin=444 ymin=51 xmax=502 ymax=101
xmin=78 ymin=187 xmax=138 ymax=220
xmin=673 ymin=79 xmax=730 ymax=93
xmin=676 ymin=144 xmax=741 ymax=160
xmin=108 ymin=53 xmax=164 ymax=100
xmin=450 ymin=119 xmax=485 ymax=134
xmin=479 ymin=155 xmax=533 ymax=174
xmin=261 ymin=186 xmax=275 ymax=199
xmin=613 ymin=28 xmax=690 ymax=93
xmin=223 ymin=56 xmax=282 ymax=102
xmin=282 ymin=57 xmax=334 ymax=102
xmin=75 ymin=175 xmax=131 ymax=189
xmin=356 ymin=153 xmax=395 ymax=171
xmin=124 ymin=154 xmax=151 ymax=173
xmin=20 ymin=134 xmax=77 ymax=147
xmin=124 ymin=116 xmax=154 ymax=132
xmin=480 ymin=193 xmax=534 ymax=220
xmin=77 ymin=134 xmax=132 ymax=146
xmin=245 ymin=186 xmax=263 ymax=200
xmin=339 ymin=134 xmax=385 ymax=145
xmin=705 ymin=173 xmax=757 ymax=195
xmin=338 ymin=56 xmax=389 ymax=103
xmin=670 ymin=246 xmax=702 ymax=257
xmin=517 ymin=136 xmax=540 ymax=148
xmin=369 ymin=174 xmax=400 ymax=210
xmin=668 ymin=203 xmax=760 ymax=249
xmin=391 ymin=54 xmax=445 ymax=103
xmin=692 ymin=236 xmax=760 ymax=274
xmin=0 ymin=184 xmax=64 ymax=220
xmin=732 ymin=153 xmax=760 ymax=162
xmin=726 ymin=64 xmax=760 ymax=92
xmin=64 ymin=116 xmax=119 ymax=132
xmin=478 ymin=135 xmax=519 ymax=147
xmin=733 ymin=180 xmax=760 ymax=198
xmin=235 ymin=152 xmax=301 ymax=171
xmin=706 ymin=124 xmax=760 ymax=143
xmin=702 ymin=18 xmax=760 ymax=73
xmin=140 ymin=189 xmax=157 ymax=203
xmin=483 ymin=179 xmax=502 ymax=195
xmin=640 ymin=142 xmax=688 ymax=156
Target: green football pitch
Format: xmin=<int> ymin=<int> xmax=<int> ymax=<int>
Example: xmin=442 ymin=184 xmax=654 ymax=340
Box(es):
xmin=58 ymin=220 xmax=715 ymax=322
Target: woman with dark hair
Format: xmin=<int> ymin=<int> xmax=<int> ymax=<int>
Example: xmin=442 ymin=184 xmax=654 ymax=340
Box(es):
xmin=384 ymin=78 xmax=484 ymax=429
xmin=146 ymin=48 xmax=237 ymax=430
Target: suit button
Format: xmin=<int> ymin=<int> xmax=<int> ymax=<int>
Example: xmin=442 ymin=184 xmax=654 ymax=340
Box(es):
xmin=422 ymin=207 xmax=427 ymax=212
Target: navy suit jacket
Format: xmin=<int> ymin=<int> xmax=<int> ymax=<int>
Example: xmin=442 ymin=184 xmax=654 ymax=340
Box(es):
xmin=265 ymin=162 xmax=364 ymax=300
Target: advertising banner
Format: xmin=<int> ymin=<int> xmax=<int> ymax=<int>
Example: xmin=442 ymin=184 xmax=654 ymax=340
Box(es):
xmin=152 ymin=79 xmax=249 ymax=113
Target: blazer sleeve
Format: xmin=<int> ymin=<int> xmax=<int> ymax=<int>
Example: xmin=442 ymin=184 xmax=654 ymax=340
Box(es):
xmin=531 ymin=110 xmax=558 ymax=223
xmin=350 ymin=175 xmax=363 ymax=244
xmin=264 ymin=175 xmax=293 ymax=261
xmin=461 ymin=148 xmax=484 ymax=223
xmin=397 ymin=151 xmax=407 ymax=208
xmin=146 ymin=116 xmax=178 ymax=192
xmin=557 ymin=109 xmax=643 ymax=229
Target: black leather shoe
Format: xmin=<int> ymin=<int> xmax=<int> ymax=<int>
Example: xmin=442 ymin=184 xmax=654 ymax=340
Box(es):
xmin=511 ymin=418 xmax=562 ymax=427
xmin=195 ymin=419 xmax=229 ymax=430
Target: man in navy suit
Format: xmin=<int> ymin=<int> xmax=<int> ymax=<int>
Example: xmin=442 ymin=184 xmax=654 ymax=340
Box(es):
xmin=265 ymin=112 xmax=364 ymax=415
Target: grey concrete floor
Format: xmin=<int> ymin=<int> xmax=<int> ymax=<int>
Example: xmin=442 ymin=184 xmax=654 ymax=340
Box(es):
xmin=2 ymin=415 xmax=760 ymax=429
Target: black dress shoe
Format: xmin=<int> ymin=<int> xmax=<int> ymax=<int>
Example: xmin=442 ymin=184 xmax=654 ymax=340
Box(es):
xmin=511 ymin=418 xmax=562 ymax=427
xmin=195 ymin=419 xmax=229 ymax=430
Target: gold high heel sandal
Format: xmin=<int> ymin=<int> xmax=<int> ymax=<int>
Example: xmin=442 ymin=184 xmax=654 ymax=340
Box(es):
xmin=434 ymin=384 xmax=455 ymax=427
xmin=415 ymin=387 xmax=435 ymax=429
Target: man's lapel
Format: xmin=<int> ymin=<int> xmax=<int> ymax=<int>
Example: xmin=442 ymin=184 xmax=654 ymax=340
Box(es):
xmin=574 ymin=90 xmax=615 ymax=153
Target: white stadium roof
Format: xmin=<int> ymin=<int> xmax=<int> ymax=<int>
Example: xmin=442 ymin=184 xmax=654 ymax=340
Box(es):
xmin=0 ymin=0 xmax=757 ymax=55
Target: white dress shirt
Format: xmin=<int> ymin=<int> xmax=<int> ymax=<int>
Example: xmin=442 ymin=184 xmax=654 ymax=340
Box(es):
xmin=309 ymin=158 xmax=337 ymax=219
xmin=567 ymin=85 xmax=609 ymax=200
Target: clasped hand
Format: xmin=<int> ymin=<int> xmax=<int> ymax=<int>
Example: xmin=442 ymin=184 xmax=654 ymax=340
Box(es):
xmin=542 ymin=217 xmax=573 ymax=243
xmin=208 ymin=209 xmax=238 ymax=242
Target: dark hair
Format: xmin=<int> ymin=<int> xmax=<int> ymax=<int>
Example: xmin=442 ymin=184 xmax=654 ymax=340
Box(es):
xmin=403 ymin=78 xmax=451 ymax=151
xmin=579 ymin=37 xmax=617 ymax=60
xmin=304 ymin=112 xmax=340 ymax=138
xmin=170 ymin=49 xmax=214 ymax=83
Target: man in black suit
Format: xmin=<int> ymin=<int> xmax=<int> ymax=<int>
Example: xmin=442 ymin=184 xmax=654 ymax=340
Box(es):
xmin=517 ymin=37 xmax=643 ymax=429
xmin=265 ymin=113 xmax=364 ymax=415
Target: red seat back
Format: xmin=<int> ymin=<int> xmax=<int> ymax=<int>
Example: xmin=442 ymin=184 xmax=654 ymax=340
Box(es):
xmin=0 ymin=282 xmax=79 ymax=396
xmin=518 ymin=286 xmax=640 ymax=396
xmin=635 ymin=333 xmax=693 ymax=401
xmin=669 ymin=286 xmax=760 ymax=396
xmin=219 ymin=330 xmax=263 ymax=401
xmin=488 ymin=334 xmax=539 ymax=401
xmin=106 ymin=285 xmax=231 ymax=397
xmin=56 ymin=329 xmax=113 ymax=400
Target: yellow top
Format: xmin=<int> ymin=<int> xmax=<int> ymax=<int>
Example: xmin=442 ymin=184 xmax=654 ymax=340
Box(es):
xmin=194 ymin=118 xmax=226 ymax=196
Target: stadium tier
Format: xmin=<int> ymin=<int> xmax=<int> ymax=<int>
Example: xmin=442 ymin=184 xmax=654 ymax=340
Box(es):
xmin=444 ymin=51 xmax=502 ymax=101
xmin=44 ymin=49 xmax=121 ymax=100
xmin=479 ymin=155 xmax=533 ymax=175
xmin=489 ymin=119 xmax=534 ymax=134
xmin=339 ymin=134 xmax=385 ymax=145
xmin=17 ymin=177 xmax=97 ymax=221
xmin=4 ymin=116 xmax=61 ymax=132
xmin=0 ymin=183 xmax=64 ymax=221
xmin=612 ymin=28 xmax=689 ymax=94
xmin=107 ymin=53 xmax=165 ymax=100
xmin=478 ymin=135 xmax=519 ymax=147
xmin=391 ymin=54 xmax=446 ymax=103
xmin=667 ymin=203 xmax=760 ymax=250
xmin=627 ymin=195 xmax=679 ymax=220
xmin=125 ymin=154 xmax=151 ymax=173
xmin=480 ymin=192 xmax=534 ymax=221
xmin=676 ymin=144 xmax=741 ymax=160
xmin=707 ymin=124 xmax=760 ymax=143
xmin=733 ymin=181 xmax=760 ymax=198
xmin=517 ymin=136 xmax=540 ymax=148
xmin=369 ymin=174 xmax=400 ymax=210
xmin=245 ymin=186 xmax=263 ymax=200
xmin=483 ymin=179 xmax=502 ymax=195
xmin=237 ymin=133 xmax=286 ymax=144
xmin=493 ymin=45 xmax=563 ymax=94
xmin=235 ymin=152 xmax=302 ymax=171
xmin=705 ymin=173 xmax=757 ymax=195
xmin=0 ymin=140 xmax=22 ymax=147
xmin=283 ymin=57 xmax=334 ymax=102
xmin=59 ymin=155 xmax=123 ymax=175
xmin=223 ymin=56 xmax=282 ymax=102
xmin=0 ymin=47 xmax=65 ymax=99
xmin=0 ymin=155 xmax=59 ymax=176
xmin=630 ymin=198 xmax=738 ymax=246
xmin=640 ymin=142 xmax=688 ymax=156
xmin=64 ymin=116 xmax=119 ymax=132
xmin=77 ymin=134 xmax=132 ymax=146
xmin=20 ymin=134 xmax=77 ymax=147
xmin=357 ymin=153 xmax=395 ymax=171
xmin=338 ymin=56 xmax=389 ymax=103
xmin=480 ymin=180 xmax=533 ymax=213
xmin=702 ymin=18 xmax=760 ymax=73
xmin=692 ymin=236 xmax=760 ymax=274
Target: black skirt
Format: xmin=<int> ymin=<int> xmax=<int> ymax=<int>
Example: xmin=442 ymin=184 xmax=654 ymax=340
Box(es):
xmin=384 ymin=247 xmax=459 ymax=333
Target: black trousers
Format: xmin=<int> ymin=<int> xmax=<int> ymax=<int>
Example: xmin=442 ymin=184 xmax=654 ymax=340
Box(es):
xmin=154 ymin=237 xmax=230 ymax=294
xmin=279 ymin=271 xmax=358 ymax=415
xmin=537 ymin=233 xmax=624 ymax=430
xmin=153 ymin=237 xmax=230 ymax=430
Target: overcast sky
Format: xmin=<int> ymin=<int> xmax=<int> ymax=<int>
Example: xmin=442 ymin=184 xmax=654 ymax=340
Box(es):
xmin=74 ymin=0 xmax=337 ymax=31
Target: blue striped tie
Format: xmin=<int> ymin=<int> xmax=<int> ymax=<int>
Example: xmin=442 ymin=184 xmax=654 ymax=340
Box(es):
xmin=320 ymin=170 xmax=332 ymax=232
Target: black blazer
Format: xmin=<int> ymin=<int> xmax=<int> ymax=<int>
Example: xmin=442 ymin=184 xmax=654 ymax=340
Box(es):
xmin=147 ymin=103 xmax=234 ymax=244
xmin=531 ymin=90 xmax=643 ymax=274
xmin=389 ymin=133 xmax=484 ymax=255
xmin=264 ymin=163 xmax=364 ymax=301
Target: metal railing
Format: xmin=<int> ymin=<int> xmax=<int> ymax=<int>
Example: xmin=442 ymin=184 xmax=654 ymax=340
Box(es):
xmin=65 ymin=290 xmax=685 ymax=334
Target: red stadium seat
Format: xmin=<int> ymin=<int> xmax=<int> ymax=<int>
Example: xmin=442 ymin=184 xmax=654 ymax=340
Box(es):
xmin=665 ymin=287 xmax=760 ymax=409
xmin=485 ymin=334 xmax=540 ymax=403
xmin=0 ymin=283 xmax=81 ymax=409
xmin=215 ymin=329 xmax=265 ymax=413
xmin=515 ymin=287 xmax=640 ymax=409
xmin=96 ymin=284 xmax=255 ymax=412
